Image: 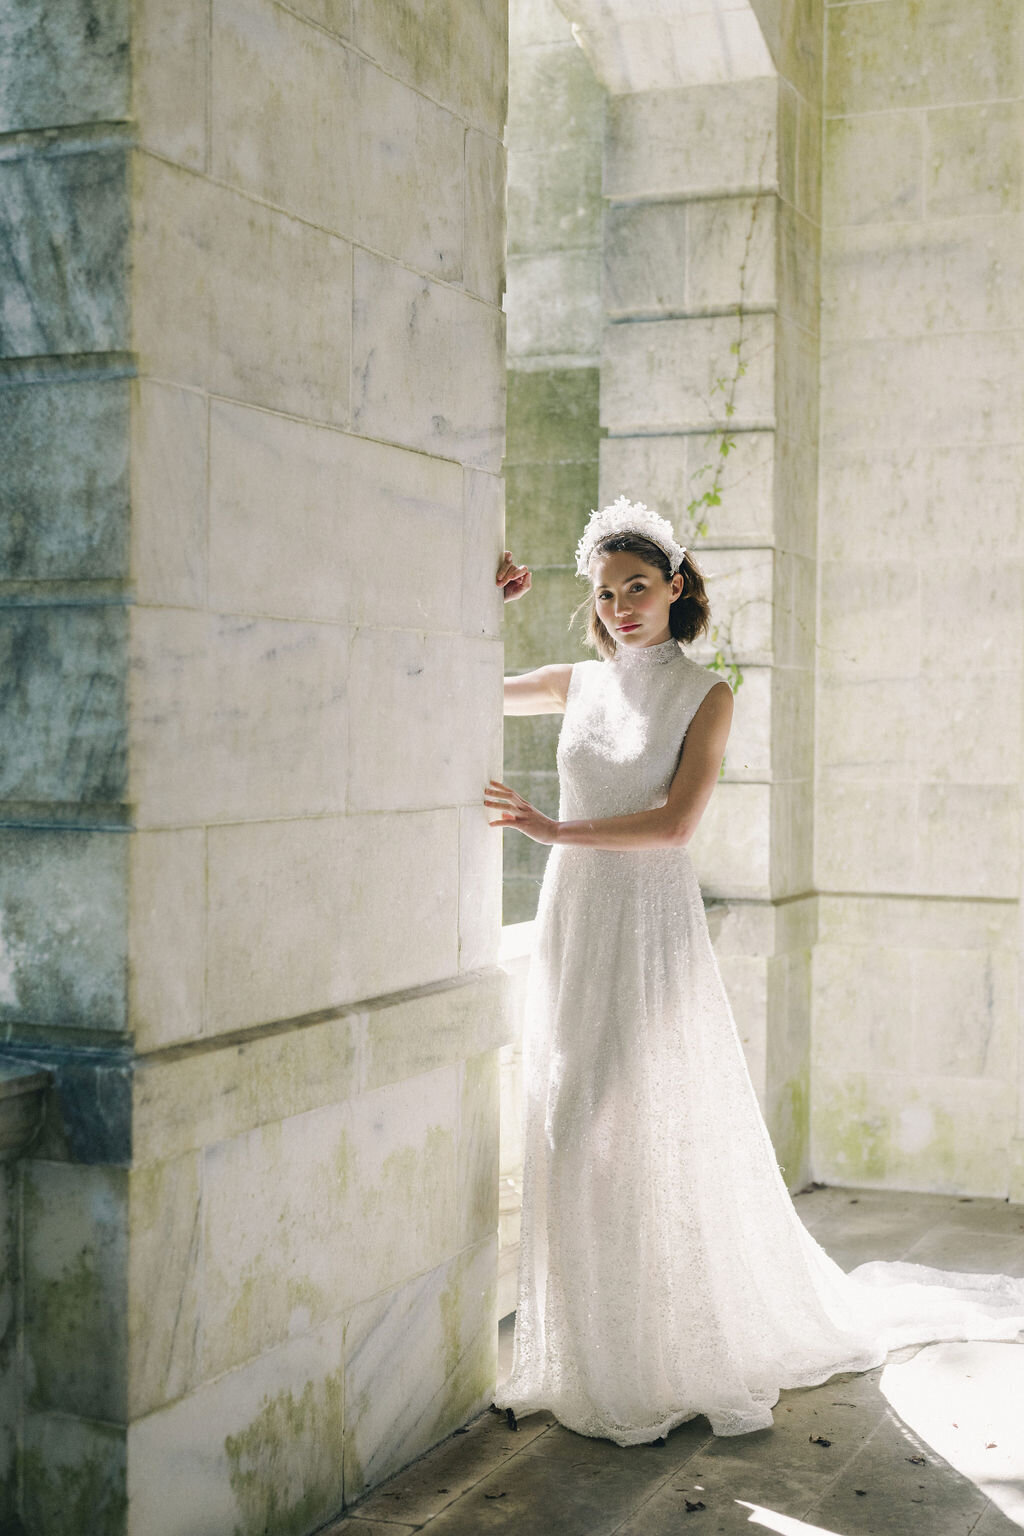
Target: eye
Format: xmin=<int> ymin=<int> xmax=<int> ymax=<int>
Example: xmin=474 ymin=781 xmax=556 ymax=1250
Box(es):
xmin=630 ymin=582 xmax=645 ymax=591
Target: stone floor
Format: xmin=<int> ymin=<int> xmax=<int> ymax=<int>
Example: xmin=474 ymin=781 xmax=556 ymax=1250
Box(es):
xmin=323 ymin=1185 xmax=1024 ymax=1536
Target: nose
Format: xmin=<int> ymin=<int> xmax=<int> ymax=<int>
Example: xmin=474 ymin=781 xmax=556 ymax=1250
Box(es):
xmin=613 ymin=595 xmax=632 ymax=617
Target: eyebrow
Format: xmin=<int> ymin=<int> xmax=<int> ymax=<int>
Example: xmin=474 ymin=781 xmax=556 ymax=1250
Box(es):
xmin=595 ymin=573 xmax=650 ymax=586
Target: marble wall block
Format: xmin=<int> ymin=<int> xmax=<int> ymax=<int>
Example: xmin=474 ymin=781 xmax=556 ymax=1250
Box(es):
xmin=0 ymin=377 xmax=129 ymax=582
xmin=770 ymin=777 xmax=814 ymax=898
xmin=822 ymin=216 xmax=1024 ymax=343
xmin=211 ymin=0 xmax=464 ymax=280
xmin=0 ymin=604 xmax=127 ymax=813
xmin=21 ymin=1412 xmax=126 ymax=1536
xmin=821 ymin=330 xmax=1024 ymax=453
xmin=600 ymin=430 xmax=776 ymax=549
xmin=206 ymin=810 xmax=459 ymax=1033
xmin=457 ymin=1050 xmax=501 ymax=1251
xmin=208 ymin=400 xmax=463 ymax=629
xmin=825 ymin=0 xmax=1022 ymax=116
xmin=687 ymin=547 xmax=774 ymax=664
xmin=132 ymin=0 xmax=208 ymax=171
xmin=0 ymin=146 xmax=129 ymax=359
xmin=352 ymin=247 xmax=505 ymax=469
xmin=776 ymin=201 xmax=820 ymax=336
xmin=812 ymin=1068 xmax=1015 ymax=1197
xmin=504 ymin=459 xmax=598 ymax=565
xmin=126 ymin=1318 xmax=345 ymax=1536
xmin=0 ymin=829 xmax=127 ymax=1033
xmin=602 ymin=312 xmax=776 ymax=435
xmin=506 ymin=364 xmax=600 ymax=463
xmin=507 ymin=37 xmax=605 ymax=153
xmin=926 ymin=102 xmax=1024 ymax=219
xmin=818 ymin=444 xmax=1024 ymax=563
xmin=353 ymin=0 xmax=507 ymax=138
xmin=771 ymin=548 xmax=816 ymax=669
xmin=0 ymin=1168 xmax=15 ymax=1527
xmin=724 ymin=664 xmax=771 ymax=781
xmin=507 ymin=145 xmax=602 ymax=258
xmin=132 ymin=154 xmax=353 ymax=424
xmin=126 ymin=1152 xmax=202 ymax=1417
xmin=343 ymin=1235 xmax=496 ymax=1503
xmin=465 ymin=129 xmax=508 ymax=306
xmin=128 ymin=828 xmax=205 ymax=1051
xmin=129 ymin=378 xmax=206 ymax=609
xmin=0 ymin=0 xmax=130 ymax=133
xmin=604 ymin=78 xmax=778 ymax=201
xmin=22 ymin=1161 xmax=128 ymax=1421
xmin=347 ymin=631 xmax=501 ymax=813
xmin=201 ymin=1069 xmax=459 ymax=1376
xmin=796 ymin=90 xmax=822 ymax=225
xmin=462 ymin=468 xmax=505 ymax=640
xmin=128 ymin=607 xmax=349 ymax=826
xmin=688 ymin=782 xmax=772 ymax=899
xmin=602 ymin=202 xmax=689 ymax=318
xmin=501 ymin=566 xmax=592 ymax=671
xmin=823 ymin=112 xmax=924 ymax=227
xmin=506 ymin=249 xmax=603 ymax=358
xmin=458 ymin=805 xmax=504 ymax=972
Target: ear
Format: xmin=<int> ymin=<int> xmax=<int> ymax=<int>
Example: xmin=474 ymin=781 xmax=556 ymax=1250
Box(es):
xmin=670 ymin=572 xmax=685 ymax=601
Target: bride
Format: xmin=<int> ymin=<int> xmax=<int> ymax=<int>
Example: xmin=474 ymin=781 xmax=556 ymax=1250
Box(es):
xmin=484 ymin=496 xmax=1024 ymax=1447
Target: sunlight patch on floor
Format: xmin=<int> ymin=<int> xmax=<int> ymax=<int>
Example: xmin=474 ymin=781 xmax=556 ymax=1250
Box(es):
xmin=880 ymin=1341 xmax=1024 ymax=1526
xmin=734 ymin=1502 xmax=849 ymax=1536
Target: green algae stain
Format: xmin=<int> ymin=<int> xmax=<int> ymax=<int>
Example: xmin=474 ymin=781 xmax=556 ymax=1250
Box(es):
xmin=438 ymin=1271 xmax=462 ymax=1384
xmin=224 ymin=1370 xmax=344 ymax=1536
xmin=21 ymin=1436 xmax=127 ymax=1536
xmin=773 ymin=1068 xmax=810 ymax=1190
xmin=820 ymin=1076 xmax=889 ymax=1182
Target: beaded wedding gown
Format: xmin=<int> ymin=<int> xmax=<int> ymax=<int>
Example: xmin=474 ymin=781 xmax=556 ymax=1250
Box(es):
xmin=492 ymin=635 xmax=1024 ymax=1445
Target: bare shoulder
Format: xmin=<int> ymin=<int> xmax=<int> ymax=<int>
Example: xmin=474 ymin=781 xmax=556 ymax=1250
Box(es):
xmin=541 ymin=662 xmax=575 ymax=709
xmin=691 ymin=676 xmax=734 ymax=728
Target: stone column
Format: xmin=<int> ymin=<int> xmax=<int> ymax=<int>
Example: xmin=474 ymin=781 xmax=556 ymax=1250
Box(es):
xmin=0 ymin=1 xmax=509 ymax=1530
xmin=562 ymin=0 xmax=823 ymax=1185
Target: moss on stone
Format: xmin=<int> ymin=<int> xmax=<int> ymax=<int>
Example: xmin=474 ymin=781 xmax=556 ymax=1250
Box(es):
xmin=224 ymin=1370 xmax=344 ymax=1536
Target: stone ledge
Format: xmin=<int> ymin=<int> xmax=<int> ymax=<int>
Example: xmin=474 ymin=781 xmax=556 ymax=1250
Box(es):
xmin=0 ymin=1056 xmax=51 ymax=1160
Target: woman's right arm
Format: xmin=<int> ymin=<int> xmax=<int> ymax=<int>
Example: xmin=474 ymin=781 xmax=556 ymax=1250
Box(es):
xmin=497 ymin=549 xmax=572 ymax=712
xmin=504 ymin=664 xmax=573 ymax=716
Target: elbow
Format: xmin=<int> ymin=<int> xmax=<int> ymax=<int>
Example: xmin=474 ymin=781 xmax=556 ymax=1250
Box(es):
xmin=667 ymin=816 xmax=695 ymax=849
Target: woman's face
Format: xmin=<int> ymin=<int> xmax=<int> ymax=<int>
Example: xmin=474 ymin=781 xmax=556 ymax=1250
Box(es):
xmin=591 ymin=550 xmax=684 ymax=649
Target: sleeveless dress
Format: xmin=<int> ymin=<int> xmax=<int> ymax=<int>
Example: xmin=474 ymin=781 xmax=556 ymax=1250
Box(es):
xmin=492 ymin=634 xmax=1024 ymax=1445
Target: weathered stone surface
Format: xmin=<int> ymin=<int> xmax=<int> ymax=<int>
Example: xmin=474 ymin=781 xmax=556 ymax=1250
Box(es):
xmin=457 ymin=1050 xmax=501 ymax=1250
xmin=506 ymin=364 xmax=599 ymax=464
xmin=129 ymin=377 xmax=206 ymax=609
xmin=352 ymin=247 xmax=504 ymax=469
xmin=209 ymin=401 xmax=463 ymax=629
xmin=465 ymin=128 xmax=507 ymax=305
xmin=600 ymin=430 xmax=775 ymax=550
xmin=688 ymin=781 xmax=771 ymax=899
xmin=0 ymin=604 xmax=127 ymax=813
xmin=602 ymin=313 xmax=776 ymax=434
xmin=605 ymin=78 xmax=778 ymax=201
xmin=343 ymin=1235 xmax=496 ymax=1503
xmin=603 ymin=202 xmax=689 ymax=318
xmin=0 ymin=0 xmax=130 ymax=135
xmin=132 ymin=0 xmax=207 ymax=170
xmin=822 ymin=215 xmax=1024 ymax=341
xmin=826 ymin=0 xmax=1023 ymax=116
xmin=926 ymin=101 xmax=1024 ymax=219
xmin=133 ymin=154 xmax=352 ymax=424
xmin=0 ymin=829 xmax=127 ymax=1034
xmin=206 ymin=811 xmax=460 ymax=1033
xmin=823 ymin=112 xmax=923 ymax=226
xmin=507 ymin=37 xmax=604 ymax=153
xmin=202 ymin=1069 xmax=458 ymax=1374
xmin=0 ymin=146 xmax=129 ymax=358
xmin=506 ymin=248 xmax=603 ymax=357
xmin=0 ymin=378 xmax=129 ymax=582
xmin=501 ymin=566 xmax=591 ymax=670
xmin=128 ymin=829 xmax=205 ymax=1051
xmin=347 ymin=631 xmax=501 ymax=813
xmin=126 ymin=1151 xmax=202 ymax=1416
xmin=507 ymin=145 xmax=601 ymax=259
xmin=776 ymin=200 xmax=819 ymax=335
xmin=505 ymin=459 xmax=600 ymax=567
xmin=353 ymin=0 xmax=507 ymax=138
xmin=458 ymin=806 xmax=504 ymax=972
xmin=566 ymin=2 xmax=775 ymax=94
xmin=21 ymin=1412 xmax=126 ymax=1536
xmin=211 ymin=0 xmax=464 ymax=280
xmin=128 ymin=607 xmax=349 ymax=826
xmin=462 ymin=468 xmax=505 ymax=640
xmin=23 ymin=1161 xmax=128 ymax=1420
xmin=126 ymin=1318 xmax=345 ymax=1536
xmin=360 ymin=970 xmax=510 ymax=1093
xmin=687 ymin=547 xmax=774 ymax=665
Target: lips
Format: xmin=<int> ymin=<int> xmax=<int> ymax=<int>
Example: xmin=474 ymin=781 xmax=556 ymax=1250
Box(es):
xmin=618 ymin=624 xmax=640 ymax=632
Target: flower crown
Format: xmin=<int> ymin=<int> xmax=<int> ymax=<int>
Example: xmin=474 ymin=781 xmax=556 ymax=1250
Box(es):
xmin=575 ymin=495 xmax=687 ymax=578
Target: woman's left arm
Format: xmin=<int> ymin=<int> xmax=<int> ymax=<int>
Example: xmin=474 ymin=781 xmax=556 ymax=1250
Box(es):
xmin=485 ymin=680 xmax=734 ymax=850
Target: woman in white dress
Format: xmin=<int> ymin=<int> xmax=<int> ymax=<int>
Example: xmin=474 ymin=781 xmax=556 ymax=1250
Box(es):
xmin=484 ymin=497 xmax=1024 ymax=1448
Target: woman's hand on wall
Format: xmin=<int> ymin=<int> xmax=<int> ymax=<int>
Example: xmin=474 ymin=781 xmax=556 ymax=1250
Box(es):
xmin=484 ymin=779 xmax=558 ymax=843
xmin=497 ymin=550 xmax=531 ymax=602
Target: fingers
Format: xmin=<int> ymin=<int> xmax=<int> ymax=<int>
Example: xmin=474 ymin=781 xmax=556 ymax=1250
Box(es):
xmin=496 ymin=551 xmax=530 ymax=587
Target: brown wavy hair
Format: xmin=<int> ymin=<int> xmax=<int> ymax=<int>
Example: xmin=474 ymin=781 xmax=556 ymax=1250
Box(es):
xmin=571 ymin=532 xmax=711 ymax=661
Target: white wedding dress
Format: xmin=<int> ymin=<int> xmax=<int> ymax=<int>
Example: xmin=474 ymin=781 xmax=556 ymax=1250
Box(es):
xmin=492 ymin=635 xmax=1024 ymax=1445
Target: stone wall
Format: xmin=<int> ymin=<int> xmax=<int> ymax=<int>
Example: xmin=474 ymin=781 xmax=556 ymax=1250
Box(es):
xmin=813 ymin=0 xmax=1024 ymax=1198
xmin=501 ymin=0 xmax=606 ymax=923
xmin=0 ymin=1 xmax=510 ymax=1530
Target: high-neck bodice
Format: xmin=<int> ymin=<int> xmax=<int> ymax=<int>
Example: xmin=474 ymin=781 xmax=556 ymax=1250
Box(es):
xmin=555 ymin=646 xmax=724 ymax=823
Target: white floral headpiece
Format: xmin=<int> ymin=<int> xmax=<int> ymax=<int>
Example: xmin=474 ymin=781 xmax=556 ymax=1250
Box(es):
xmin=575 ymin=495 xmax=687 ymax=578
